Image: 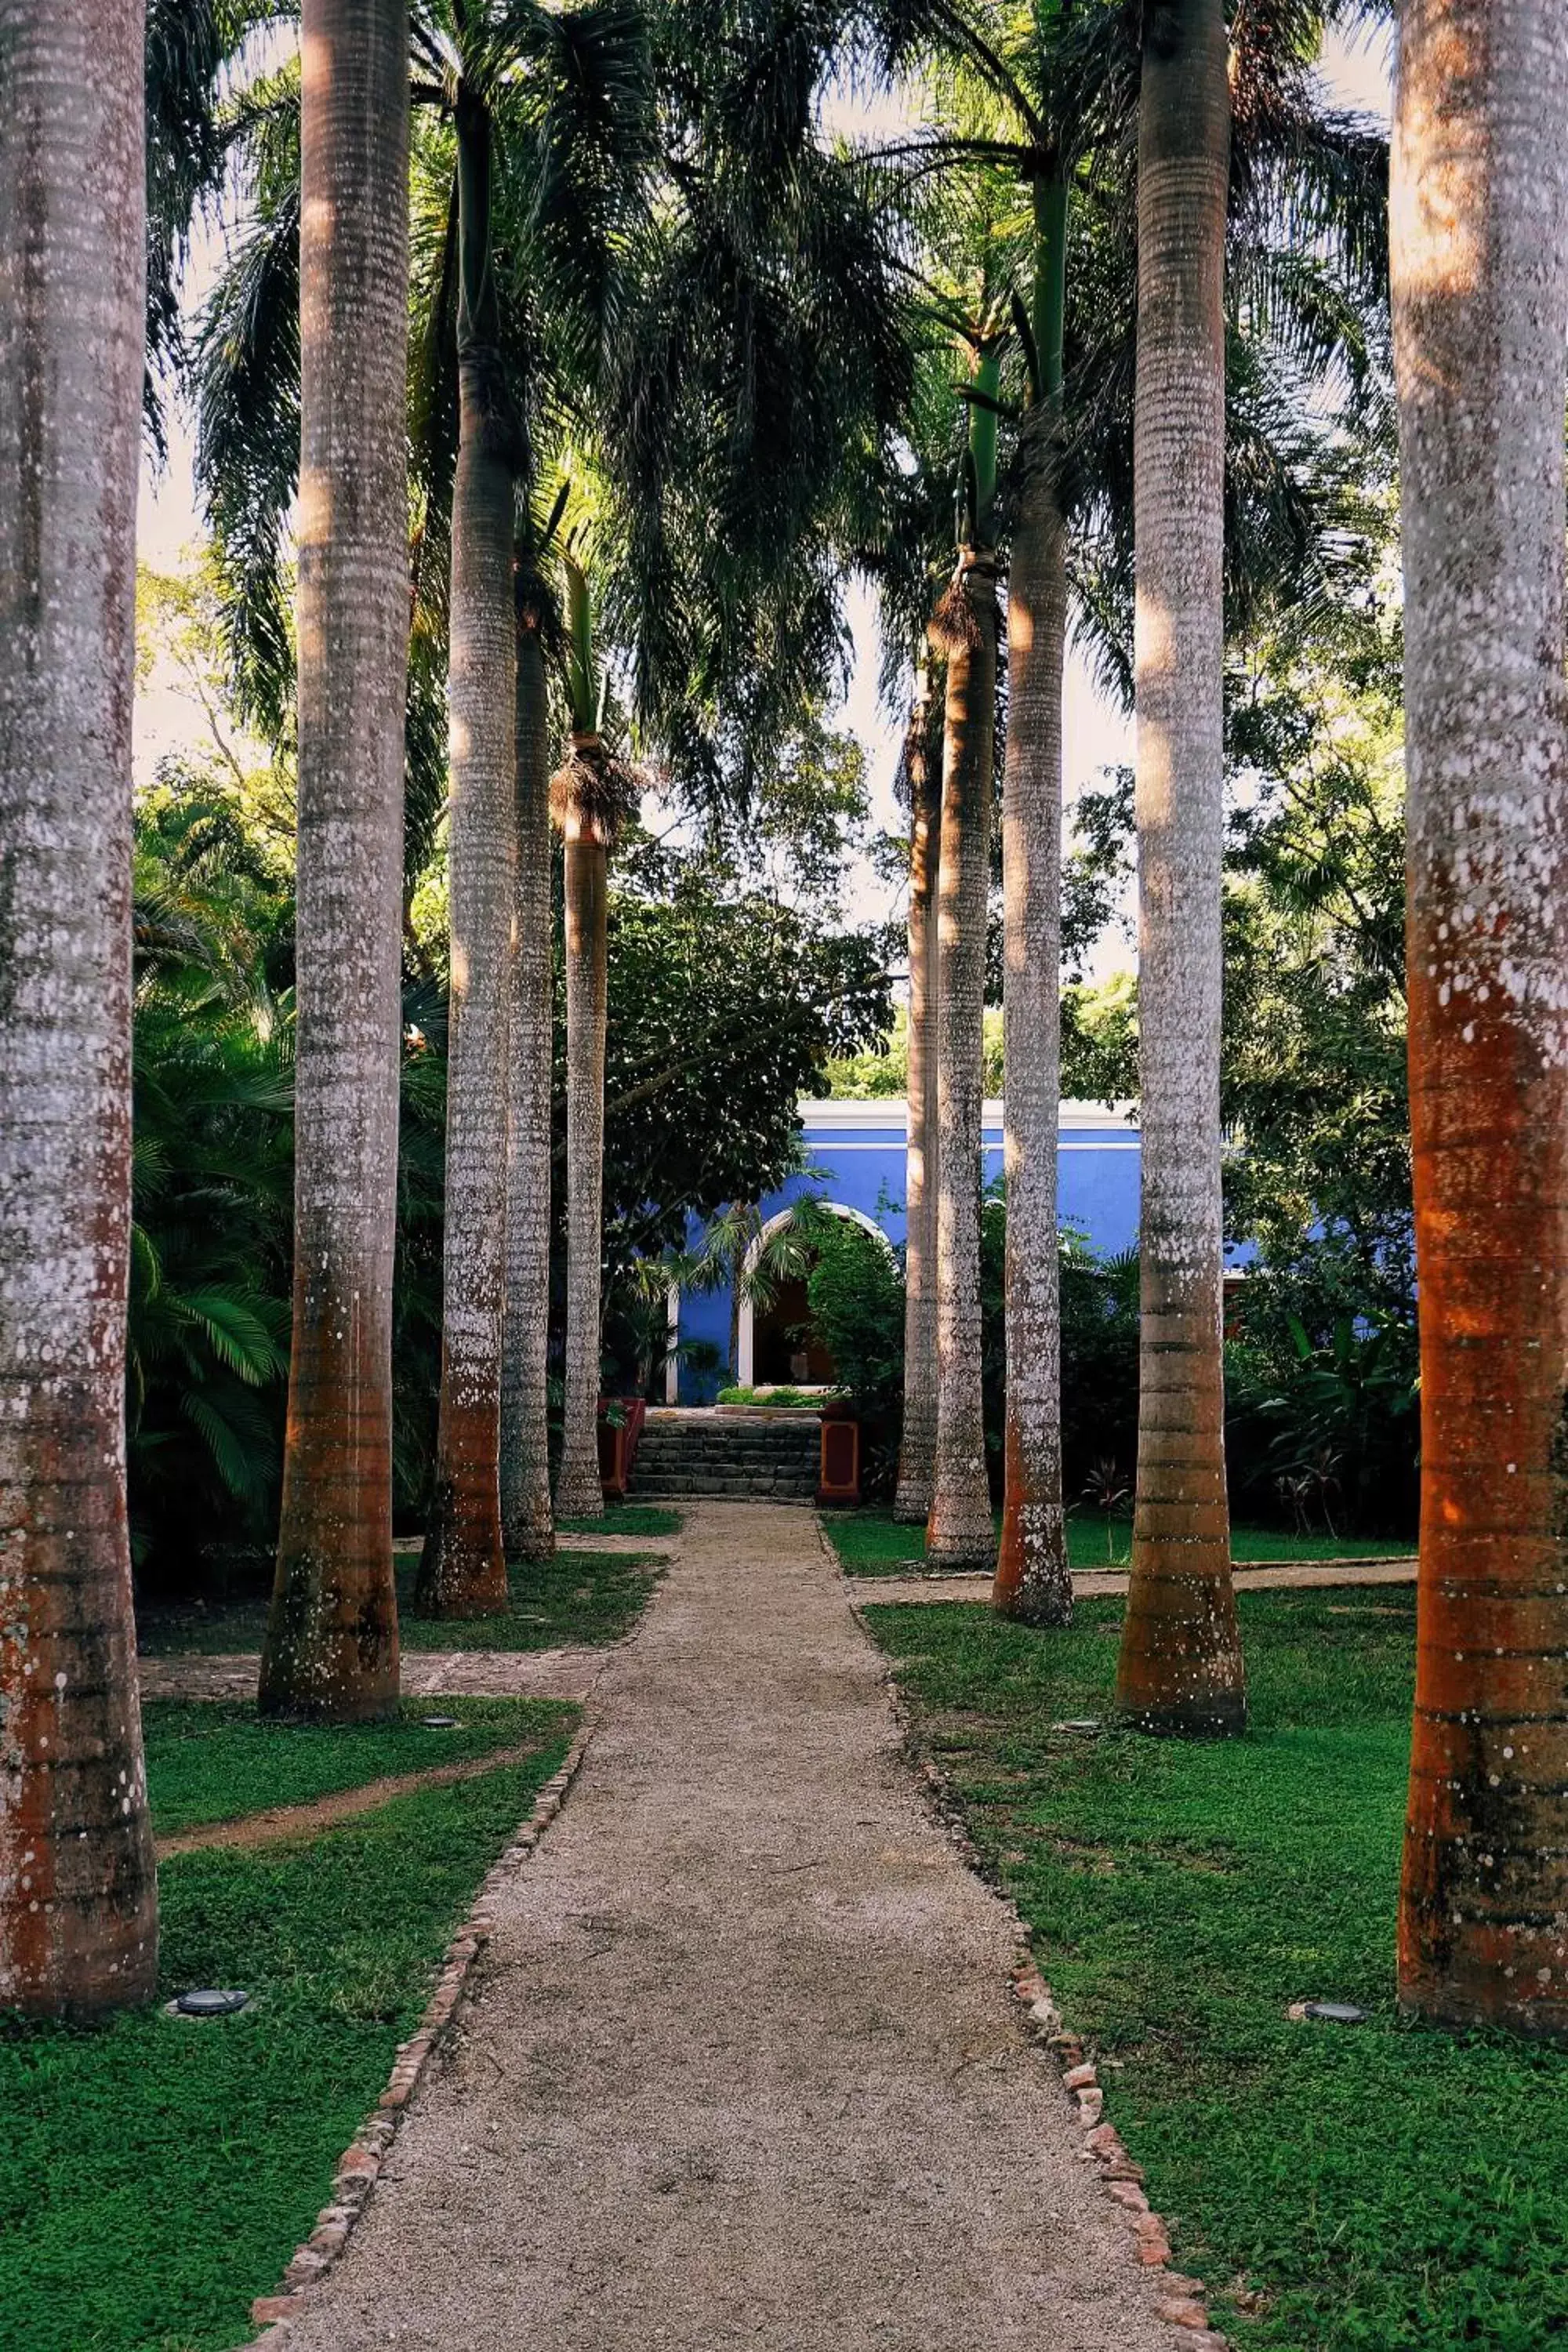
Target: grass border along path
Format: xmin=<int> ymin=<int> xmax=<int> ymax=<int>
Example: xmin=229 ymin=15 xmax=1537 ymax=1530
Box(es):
xmin=556 ymin=1502 xmax=683 ymax=1538
xmin=863 ymin=1588 xmax=1568 ymax=2352
xmin=827 ymin=1504 xmax=1414 ymax=1579
xmin=0 ymin=1726 xmax=576 ymax=2352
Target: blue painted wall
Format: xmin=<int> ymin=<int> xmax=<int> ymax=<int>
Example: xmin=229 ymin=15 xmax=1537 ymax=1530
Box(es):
xmin=670 ymin=1099 xmax=1142 ymax=1401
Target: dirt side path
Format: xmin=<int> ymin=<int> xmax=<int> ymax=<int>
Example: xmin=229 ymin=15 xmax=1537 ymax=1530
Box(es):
xmin=282 ymin=1500 xmax=1172 ymax=2352
xmin=154 ymin=1737 xmax=561 ymax=1861
xmin=138 ymin=1646 xmax=608 ymax=1704
xmin=861 ymin=1557 xmax=1417 ymax=1606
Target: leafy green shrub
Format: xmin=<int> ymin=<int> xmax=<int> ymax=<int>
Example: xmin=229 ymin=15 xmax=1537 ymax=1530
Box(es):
xmin=129 ymin=792 xmax=296 ymax=1581
xmin=717 ymin=1384 xmax=833 ymax=1408
xmin=1225 ymin=1242 xmax=1419 ymax=1537
xmin=804 ymin=1218 xmax=906 ymax=1490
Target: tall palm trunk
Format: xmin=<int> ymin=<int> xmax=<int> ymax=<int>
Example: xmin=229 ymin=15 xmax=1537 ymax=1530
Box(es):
xmin=1393 ymin=0 xmax=1568 ymax=2035
xmin=416 ymin=96 xmax=517 ymax=1617
xmin=925 ymin=549 xmax=1000 ymax=1570
xmin=260 ymin=0 xmax=409 ymax=1719
xmin=0 ymin=0 xmax=158 ymax=2012
xmin=893 ymin=662 xmax=939 ymax=1524
xmin=996 ymin=172 xmax=1072 ymax=1628
xmin=555 ymin=753 xmax=611 ymax=1521
xmin=500 ymin=589 xmax=557 ymax=1561
xmin=1115 ymin=0 xmax=1245 ymax=1736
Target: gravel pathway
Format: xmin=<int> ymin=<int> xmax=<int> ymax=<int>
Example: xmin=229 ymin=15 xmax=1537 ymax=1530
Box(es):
xmin=138 ymin=1646 xmax=608 ymax=1704
xmin=281 ymin=1500 xmax=1172 ymax=2352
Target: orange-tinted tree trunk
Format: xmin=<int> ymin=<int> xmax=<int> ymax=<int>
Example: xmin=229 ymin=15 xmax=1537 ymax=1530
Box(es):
xmin=260 ymin=0 xmax=408 ymax=1719
xmin=1394 ymin=0 xmax=1568 ymax=2034
xmin=894 ymin=663 xmax=939 ymax=1526
xmin=0 ymin=0 xmax=158 ymax=2010
xmin=1115 ymin=0 xmax=1245 ymax=1735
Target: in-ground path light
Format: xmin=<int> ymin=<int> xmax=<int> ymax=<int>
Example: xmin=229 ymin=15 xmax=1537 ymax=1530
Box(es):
xmin=168 ymin=1988 xmax=251 ymax=2018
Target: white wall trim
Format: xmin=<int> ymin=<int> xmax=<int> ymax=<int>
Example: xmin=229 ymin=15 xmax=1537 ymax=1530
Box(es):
xmin=797 ymin=1096 xmax=1138 ymax=1134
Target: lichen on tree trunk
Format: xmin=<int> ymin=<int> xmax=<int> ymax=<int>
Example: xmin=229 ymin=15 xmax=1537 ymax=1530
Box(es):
xmin=926 ymin=553 xmax=1000 ymax=1572
xmin=555 ymin=784 xmax=610 ymax=1523
xmin=893 ymin=664 xmax=939 ymax=1526
xmin=261 ymin=0 xmax=409 ymax=1719
xmin=1393 ymin=0 xmax=1568 ymax=2035
xmin=416 ymin=96 xmax=517 ymax=1617
xmin=1115 ymin=0 xmax=1245 ymax=1736
xmin=995 ymin=401 xmax=1072 ymax=1627
xmin=499 ymin=605 xmax=556 ymax=1562
xmin=0 ymin=0 xmax=158 ymax=2010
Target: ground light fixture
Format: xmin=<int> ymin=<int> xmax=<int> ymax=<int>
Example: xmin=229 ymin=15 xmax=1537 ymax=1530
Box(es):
xmin=422 ymin=1715 xmax=459 ymax=1729
xmin=1301 ymin=2001 xmax=1367 ymax=2024
xmin=169 ymin=1988 xmax=251 ymax=2018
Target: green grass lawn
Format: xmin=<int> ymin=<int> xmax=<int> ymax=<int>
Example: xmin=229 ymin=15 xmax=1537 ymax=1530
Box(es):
xmin=556 ymin=1502 xmax=683 ymax=1537
xmin=825 ymin=1505 xmax=1415 ymax=1577
xmin=137 ymin=1546 xmax=664 ymax=1657
xmin=144 ymin=1693 xmax=575 ymax=1836
xmin=866 ymin=1589 xmax=1568 ymax=2351
xmin=0 ymin=1740 xmax=574 ymax=2352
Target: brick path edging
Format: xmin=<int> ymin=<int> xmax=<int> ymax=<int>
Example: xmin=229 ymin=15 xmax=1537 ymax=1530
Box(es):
xmin=246 ymin=1710 xmax=599 ymax=2343
xmin=825 ymin=1522 xmax=1232 ymax=2351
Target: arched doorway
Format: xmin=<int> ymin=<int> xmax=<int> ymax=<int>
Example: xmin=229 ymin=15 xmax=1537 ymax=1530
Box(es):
xmin=735 ymin=1201 xmax=893 ymax=1388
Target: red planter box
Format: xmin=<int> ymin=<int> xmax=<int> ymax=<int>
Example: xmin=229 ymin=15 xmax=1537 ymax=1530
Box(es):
xmin=816 ymin=1410 xmax=860 ymax=1507
xmin=597 ymin=1397 xmax=647 ymax=1500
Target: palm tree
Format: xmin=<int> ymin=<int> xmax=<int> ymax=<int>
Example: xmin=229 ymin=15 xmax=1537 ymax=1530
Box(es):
xmin=0 ymin=0 xmax=158 ymax=2011
xmin=552 ymin=547 xmax=638 ymax=1520
xmin=415 ymin=67 xmax=521 ymax=1617
xmin=187 ymin=5 xmax=651 ymax=1617
xmin=259 ymin=0 xmax=411 ymax=1717
xmin=1393 ymin=0 xmax=1568 ymax=2034
xmin=996 ymin=163 xmax=1072 ymax=1625
xmin=499 ymin=547 xmax=557 ymax=1560
xmin=1113 ymin=0 xmax=1246 ymax=1735
xmin=892 ymin=660 xmax=941 ymax=1523
xmin=873 ymin=0 xmax=1387 ymax=1629
xmin=927 ymin=331 xmax=1005 ymax=1571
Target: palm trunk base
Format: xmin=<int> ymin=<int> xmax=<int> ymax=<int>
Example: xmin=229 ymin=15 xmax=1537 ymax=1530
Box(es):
xmin=554 ymin=1453 xmax=604 ymax=1521
xmin=893 ymin=1402 xmax=937 ymax=1524
xmin=259 ymin=1553 xmax=400 ymax=1720
xmin=414 ymin=1461 xmax=509 ymax=1619
xmin=503 ymin=1511 xmax=557 ymax=1563
xmin=994 ymin=1490 xmax=1072 ymax=1627
xmin=1115 ymin=1541 xmax=1247 ymax=1737
xmin=926 ymin=1490 xmax=995 ymax=1572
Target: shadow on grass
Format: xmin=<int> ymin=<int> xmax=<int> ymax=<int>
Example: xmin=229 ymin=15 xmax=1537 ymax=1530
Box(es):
xmin=825 ymin=1505 xmax=1415 ymax=1577
xmin=864 ymin=1588 xmax=1568 ymax=2352
xmin=137 ymin=1547 xmax=664 ymax=1658
xmin=0 ymin=1742 xmax=573 ymax=2352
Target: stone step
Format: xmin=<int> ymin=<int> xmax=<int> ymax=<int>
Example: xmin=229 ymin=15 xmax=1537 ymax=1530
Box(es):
xmin=632 ymin=1468 xmax=818 ymax=1490
xmin=636 ymin=1447 xmax=819 ymax=1468
xmin=630 ymin=1409 xmax=825 ymax=1502
xmin=636 ymin=1449 xmax=818 ymax=1469
xmin=633 ymin=1472 xmax=818 ymax=1496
